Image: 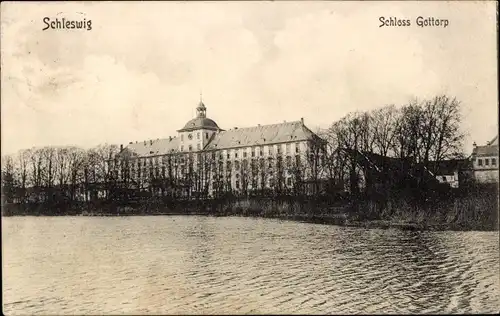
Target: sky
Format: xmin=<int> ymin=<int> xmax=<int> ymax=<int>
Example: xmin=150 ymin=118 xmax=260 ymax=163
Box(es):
xmin=1 ymin=1 xmax=498 ymax=156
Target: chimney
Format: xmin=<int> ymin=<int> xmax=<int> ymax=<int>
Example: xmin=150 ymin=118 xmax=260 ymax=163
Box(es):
xmin=234 ymin=127 xmax=238 ymax=130
xmin=150 ymin=140 xmax=153 ymax=145
xmin=300 ymin=117 xmax=304 ymax=125
xmin=120 ymin=144 xmax=123 ymax=151
xmin=258 ymin=124 xmax=261 ymax=127
xmin=169 ymin=136 xmax=172 ymax=141
xmin=473 ymin=141 xmax=477 ymax=148
xmin=129 ymin=141 xmax=133 ymax=144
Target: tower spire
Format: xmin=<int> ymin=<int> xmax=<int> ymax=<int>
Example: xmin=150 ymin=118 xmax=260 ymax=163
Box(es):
xmin=196 ymin=91 xmax=206 ymax=118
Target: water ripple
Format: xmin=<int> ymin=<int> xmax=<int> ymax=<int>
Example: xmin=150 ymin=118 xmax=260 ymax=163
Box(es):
xmin=2 ymin=216 xmax=499 ymax=315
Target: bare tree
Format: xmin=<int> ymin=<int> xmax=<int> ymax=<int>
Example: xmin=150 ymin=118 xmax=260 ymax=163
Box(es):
xmin=41 ymin=147 xmax=56 ymax=202
xmin=2 ymin=155 xmax=17 ymax=203
xmin=372 ymin=105 xmax=398 ymax=157
xmin=16 ymin=149 xmax=31 ymax=203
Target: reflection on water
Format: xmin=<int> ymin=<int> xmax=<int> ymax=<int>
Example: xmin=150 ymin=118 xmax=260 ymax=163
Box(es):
xmin=2 ymin=216 xmax=499 ymax=314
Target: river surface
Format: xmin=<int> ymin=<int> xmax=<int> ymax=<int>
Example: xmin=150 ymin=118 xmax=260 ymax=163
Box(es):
xmin=2 ymin=216 xmax=499 ymax=314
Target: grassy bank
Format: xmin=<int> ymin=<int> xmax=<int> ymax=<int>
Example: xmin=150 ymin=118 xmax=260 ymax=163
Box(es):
xmin=3 ymin=192 xmax=498 ymax=231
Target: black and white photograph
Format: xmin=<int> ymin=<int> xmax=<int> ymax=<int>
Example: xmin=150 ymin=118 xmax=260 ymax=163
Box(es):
xmin=1 ymin=1 xmax=499 ymax=314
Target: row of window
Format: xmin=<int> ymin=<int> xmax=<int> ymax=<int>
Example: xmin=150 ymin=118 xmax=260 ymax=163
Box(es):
xmin=180 ymin=144 xmax=202 ymax=152
xmin=180 ymin=142 xmax=303 ymax=155
xmin=115 ymin=153 xmax=327 ymax=174
xmin=121 ymin=158 xmax=302 ymax=178
xmin=477 ymin=157 xmax=497 ymax=167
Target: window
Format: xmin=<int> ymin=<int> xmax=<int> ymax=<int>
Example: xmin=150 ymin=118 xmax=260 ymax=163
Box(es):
xmin=243 ymin=151 xmax=247 ymax=158
xmin=227 ymin=153 xmax=230 ymax=159
xmin=181 ymin=135 xmax=184 ymax=141
xmin=286 ymin=143 xmax=291 ymax=154
xmin=295 ymin=155 xmax=301 ymax=166
xmin=492 ymin=158 xmax=497 ymax=166
xmin=295 ymin=143 xmax=300 ymax=153
xmin=197 ymin=132 xmax=200 ymax=140
xmin=206 ymin=132 xmax=209 ymax=139
xmin=188 ymin=145 xmax=192 ymax=151
xmin=287 ymin=178 xmax=292 ymax=186
xmin=197 ymin=144 xmax=201 ymax=150
xmin=260 ymin=146 xmax=264 ymax=156
xmin=276 ymin=145 xmax=281 ymax=154
xmin=235 ymin=151 xmax=239 ymax=158
xmin=251 ymin=148 xmax=255 ymax=157
xmin=268 ymin=146 xmax=274 ymax=155
xmin=485 ymin=159 xmax=489 ymax=166
xmin=181 ymin=145 xmax=184 ymax=152
xmin=478 ymin=158 xmax=483 ymax=166
xmin=236 ymin=181 xmax=240 ymax=189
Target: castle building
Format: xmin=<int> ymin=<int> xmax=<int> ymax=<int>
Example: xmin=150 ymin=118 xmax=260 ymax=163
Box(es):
xmin=471 ymin=135 xmax=499 ymax=183
xmin=113 ymin=100 xmax=327 ymax=198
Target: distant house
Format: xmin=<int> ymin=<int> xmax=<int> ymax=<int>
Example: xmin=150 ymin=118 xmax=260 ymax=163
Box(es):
xmin=427 ymin=159 xmax=473 ymax=188
xmin=338 ymin=149 xmax=439 ymax=193
xmin=340 ymin=148 xmax=473 ymax=191
xmin=471 ymin=135 xmax=499 ymax=183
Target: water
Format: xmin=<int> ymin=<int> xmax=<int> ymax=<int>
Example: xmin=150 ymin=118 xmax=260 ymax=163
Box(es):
xmin=2 ymin=216 xmax=499 ymax=315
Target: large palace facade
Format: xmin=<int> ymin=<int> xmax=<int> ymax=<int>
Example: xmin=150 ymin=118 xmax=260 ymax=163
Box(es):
xmin=112 ymin=101 xmax=327 ymax=198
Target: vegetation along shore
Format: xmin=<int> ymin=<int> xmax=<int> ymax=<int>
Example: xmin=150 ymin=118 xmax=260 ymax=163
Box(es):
xmin=2 ymin=95 xmax=498 ymax=231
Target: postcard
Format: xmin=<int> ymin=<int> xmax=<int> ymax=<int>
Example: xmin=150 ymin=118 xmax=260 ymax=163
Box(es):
xmin=1 ymin=1 xmax=498 ymax=315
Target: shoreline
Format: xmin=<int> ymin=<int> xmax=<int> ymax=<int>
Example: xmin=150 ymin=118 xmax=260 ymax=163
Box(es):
xmin=3 ymin=212 xmax=497 ymax=232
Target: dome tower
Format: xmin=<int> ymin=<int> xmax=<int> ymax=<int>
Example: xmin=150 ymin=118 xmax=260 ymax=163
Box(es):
xmin=177 ymin=99 xmax=222 ymax=152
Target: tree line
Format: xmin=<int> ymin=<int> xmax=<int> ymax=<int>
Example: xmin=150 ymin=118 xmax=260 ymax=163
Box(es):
xmin=2 ymin=95 xmax=468 ymax=207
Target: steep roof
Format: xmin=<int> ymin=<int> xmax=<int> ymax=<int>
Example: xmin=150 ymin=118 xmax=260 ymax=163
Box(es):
xmin=118 ymin=120 xmax=322 ymax=158
xmin=203 ymin=120 xmax=319 ymax=151
xmin=488 ymin=135 xmax=498 ymax=146
xmin=427 ymin=159 xmax=472 ymax=175
xmin=120 ymin=137 xmax=179 ymax=158
xmin=473 ymin=144 xmax=499 ymax=157
xmin=340 ymin=148 xmax=438 ymax=184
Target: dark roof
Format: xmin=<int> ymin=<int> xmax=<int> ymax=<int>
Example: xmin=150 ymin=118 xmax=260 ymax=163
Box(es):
xmin=472 ymin=144 xmax=499 ymax=157
xmin=204 ymin=121 xmax=320 ymax=151
xmin=427 ymin=159 xmax=472 ymax=175
xmin=340 ymin=149 xmax=438 ymax=183
xmin=178 ymin=117 xmax=221 ymax=132
xmin=489 ymin=135 xmax=498 ymax=145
